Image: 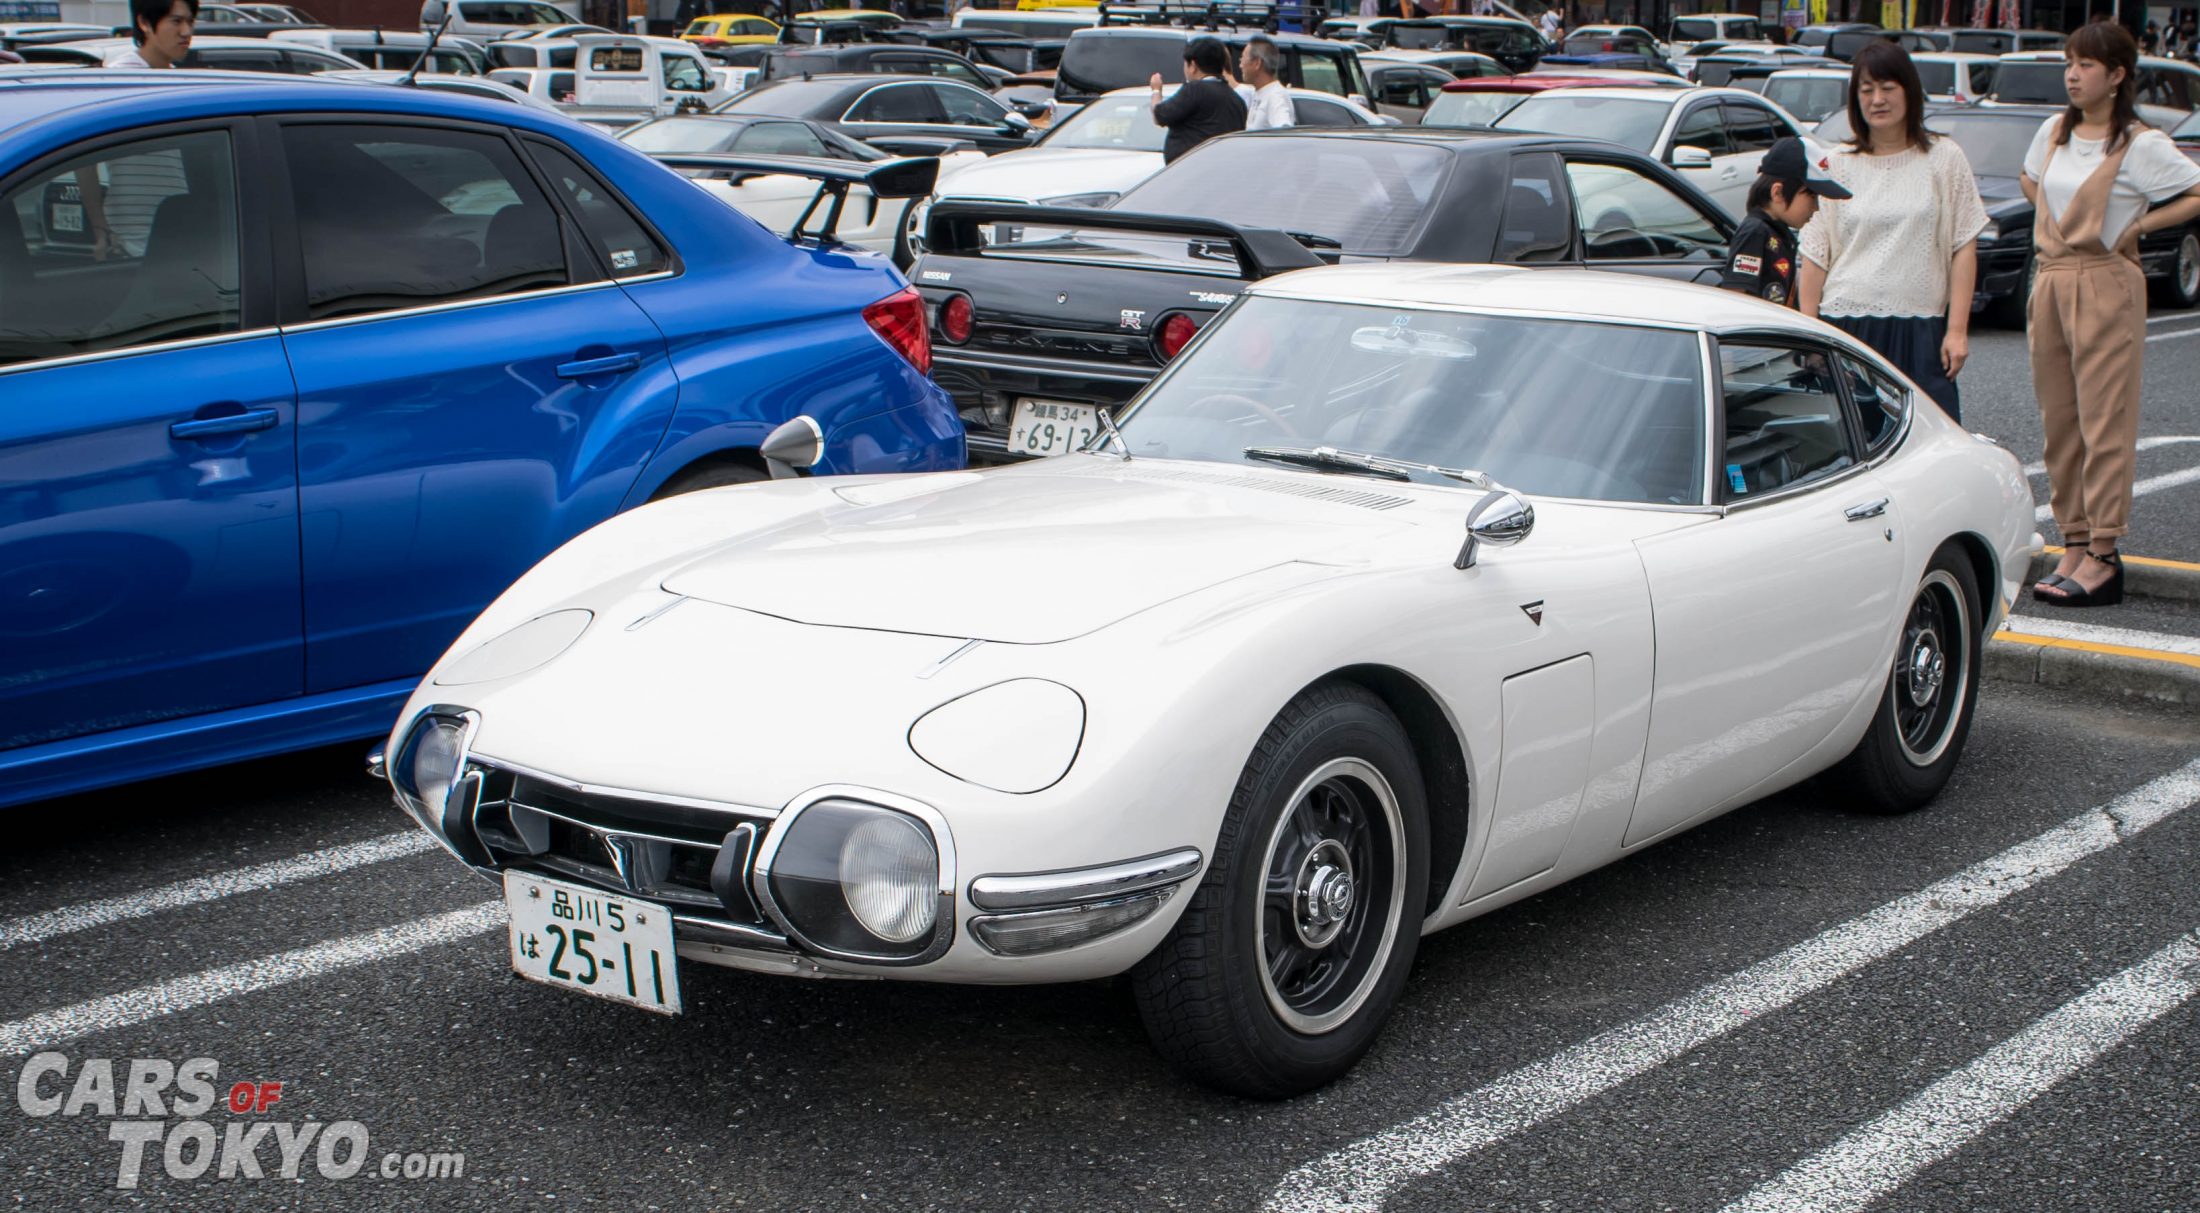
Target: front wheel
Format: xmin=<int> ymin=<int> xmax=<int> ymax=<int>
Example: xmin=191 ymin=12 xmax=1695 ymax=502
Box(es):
xmin=1828 ymin=545 xmax=1983 ymax=813
xmin=2149 ymin=228 xmax=2200 ymax=309
xmin=1131 ymin=682 xmax=1428 ymax=1098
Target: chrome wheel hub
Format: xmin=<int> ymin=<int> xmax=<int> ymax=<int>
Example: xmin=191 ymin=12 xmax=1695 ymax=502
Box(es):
xmin=2180 ymin=234 xmax=2199 ymax=298
xmin=1906 ymin=630 xmax=1945 ymax=708
xmin=1294 ymin=840 xmax=1355 ymax=948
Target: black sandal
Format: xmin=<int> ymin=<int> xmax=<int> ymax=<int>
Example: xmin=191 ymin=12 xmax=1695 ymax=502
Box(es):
xmin=2041 ymin=550 xmax=2124 ymax=608
xmin=2031 ymin=573 xmax=2076 ymax=601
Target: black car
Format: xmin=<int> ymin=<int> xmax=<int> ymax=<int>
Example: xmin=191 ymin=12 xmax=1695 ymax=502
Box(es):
xmin=1688 ymin=48 xmax=1819 ymax=87
xmin=1384 ymin=17 xmax=1547 ymax=72
xmin=914 ymin=127 xmax=1737 ymax=461
xmin=713 ymin=73 xmax=1040 ymax=154
xmin=756 ymin=41 xmax=996 ymax=90
xmin=1055 ymin=26 xmax=1371 ymax=105
xmin=1791 ymin=22 xmax=1878 ymax=52
xmin=889 ymin=28 xmax=1062 ymax=73
xmin=1816 ymin=104 xmax=2200 ymax=323
xmin=1822 ymin=28 xmax=1938 ymax=61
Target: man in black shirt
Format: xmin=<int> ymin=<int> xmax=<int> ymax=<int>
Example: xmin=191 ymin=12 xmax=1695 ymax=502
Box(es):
xmin=1149 ymin=37 xmax=1247 ymax=164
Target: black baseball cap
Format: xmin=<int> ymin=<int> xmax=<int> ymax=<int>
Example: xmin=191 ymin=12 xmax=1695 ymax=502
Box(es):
xmin=1760 ymin=137 xmax=1851 ymax=199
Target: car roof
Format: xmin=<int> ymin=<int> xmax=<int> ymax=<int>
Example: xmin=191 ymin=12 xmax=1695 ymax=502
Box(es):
xmin=1768 ymin=67 xmax=1849 ymax=78
xmin=1443 ymin=73 xmax=1669 ymax=92
xmin=0 ymin=67 xmax=570 ymax=134
xmin=1250 ymin=264 xmax=1798 ymax=331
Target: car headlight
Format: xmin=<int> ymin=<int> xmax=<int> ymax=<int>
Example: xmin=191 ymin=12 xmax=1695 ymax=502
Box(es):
xmin=758 ymin=797 xmax=949 ymax=963
xmin=388 ymin=711 xmax=489 ymax=865
xmin=1040 ymin=191 xmax=1119 ymax=209
xmin=908 ymin=679 xmax=1084 ymax=794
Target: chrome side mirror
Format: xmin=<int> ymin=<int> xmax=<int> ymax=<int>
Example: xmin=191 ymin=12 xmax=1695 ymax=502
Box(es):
xmin=1455 ymin=488 xmax=1533 ymax=570
xmin=761 ymin=415 xmax=824 ymax=479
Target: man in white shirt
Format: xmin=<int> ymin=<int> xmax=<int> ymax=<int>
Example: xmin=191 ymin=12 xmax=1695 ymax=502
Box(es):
xmin=1537 ymin=3 xmax=1562 ymax=42
xmin=1238 ymin=36 xmax=1293 ymax=131
xmin=106 ymin=0 xmax=196 ymax=68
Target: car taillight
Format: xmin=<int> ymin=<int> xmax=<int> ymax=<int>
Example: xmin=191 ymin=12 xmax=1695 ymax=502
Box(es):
xmin=1157 ymin=313 xmax=1200 ymax=361
xmin=863 ymin=286 xmax=931 ymax=375
xmin=939 ymin=294 xmax=973 ymax=344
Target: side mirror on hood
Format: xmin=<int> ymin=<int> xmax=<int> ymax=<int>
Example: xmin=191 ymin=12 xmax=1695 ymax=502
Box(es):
xmin=761 ymin=415 xmax=825 ymax=479
xmin=1455 ymin=488 xmax=1533 ymax=570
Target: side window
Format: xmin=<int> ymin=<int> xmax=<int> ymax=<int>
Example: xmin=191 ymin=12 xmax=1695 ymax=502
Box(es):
xmin=934 ymin=83 xmax=1006 ymax=125
xmin=846 ymin=83 xmax=939 ymax=123
xmin=1718 ymin=342 xmax=1856 ymax=500
xmin=664 ymin=55 xmax=709 ymax=92
xmin=282 ymin=125 xmax=568 ymax=321
xmin=930 ymin=58 xmax=986 ymax=87
xmin=1295 ymin=52 xmax=1346 ymax=95
xmin=1722 ymin=103 xmax=1782 ymax=153
xmin=733 ymin=121 xmax=828 ymax=157
xmin=1968 ymin=62 xmax=1996 ymax=96
xmin=525 ymin=139 xmax=669 ymax=278
xmin=1671 ymin=103 xmax=1732 ymax=155
xmin=1375 ymin=71 xmax=1423 ymax=108
xmin=1496 ymin=151 xmax=1574 ymax=263
xmin=1293 ymin=98 xmax=1361 ymax=127
xmin=0 ymin=130 xmax=238 ymax=368
xmin=193 ymin=47 xmax=287 ymax=72
xmin=1837 ymin=353 xmax=1907 ymax=455
xmin=1564 ymin=160 xmax=1727 ymax=262
xmin=549 ymin=72 xmax=575 ymax=102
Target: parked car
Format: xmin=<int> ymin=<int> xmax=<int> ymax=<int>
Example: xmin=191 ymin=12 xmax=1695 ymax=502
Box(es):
xmin=0 ymin=70 xmax=960 ymax=808
xmin=1667 ymin=11 xmax=1761 ymax=49
xmin=1759 ymin=67 xmax=1849 ymax=123
xmin=488 ymin=63 xmax=574 ymax=102
xmin=1492 ymin=85 xmax=1803 ymax=216
xmin=24 ymin=34 xmax=363 ymax=72
xmin=1563 ymin=23 xmax=1671 ymax=62
xmin=621 ymin=112 xmax=985 ymax=262
xmin=713 ymin=73 xmax=1041 ymax=154
xmin=1910 ymin=51 xmax=1997 ymax=102
xmin=270 ymin=27 xmax=489 ymax=74
xmin=187 ymin=3 xmax=324 ymax=37
xmin=1823 ymin=28 xmax=1939 ymax=61
xmin=1686 ymin=46 xmax=1821 ymax=87
xmin=781 ymin=8 xmax=905 ymax=44
xmin=887 ymin=28 xmax=1061 ymax=74
xmin=1363 ymin=48 xmax=1508 ymax=79
xmin=1791 ymin=22 xmax=1877 ymax=52
xmin=320 ymin=67 xmax=557 ymax=108
xmin=681 ymin=13 xmax=780 ymax=48
xmin=1054 ymin=26 xmax=1371 ymax=106
xmin=237 ymin=4 xmax=323 ymax=22
xmin=914 ymin=126 xmax=1735 ymax=459
xmin=418 ymin=0 xmax=582 ymax=42
xmin=1361 ymin=50 xmax=1507 ymax=119
xmin=561 ymin=34 xmax=731 ymax=129
xmin=756 ymin=42 xmax=997 ymax=91
xmin=1377 ymin=16 xmax=1549 ymax=71
xmin=1423 ymin=71 xmax=1686 ymax=128
xmin=381 ymin=262 xmax=2033 ymax=1097
xmin=1917 ymin=26 xmax=2065 ymax=56
xmin=1991 ymin=52 xmax=2200 ymax=132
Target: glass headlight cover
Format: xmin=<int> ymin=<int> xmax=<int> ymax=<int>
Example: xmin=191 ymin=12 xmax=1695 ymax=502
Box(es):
xmin=908 ymin=679 xmax=1084 ymax=794
xmin=762 ymin=799 xmax=944 ymax=961
xmin=390 ymin=712 xmax=473 ymax=833
xmin=432 ymin=609 xmax=592 ymax=686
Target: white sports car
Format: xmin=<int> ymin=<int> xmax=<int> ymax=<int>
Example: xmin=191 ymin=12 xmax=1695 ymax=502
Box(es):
xmin=383 ymin=267 xmax=2037 ymax=1097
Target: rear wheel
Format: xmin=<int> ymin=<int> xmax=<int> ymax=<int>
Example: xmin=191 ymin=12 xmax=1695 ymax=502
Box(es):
xmin=1987 ymin=251 xmax=2035 ymax=329
xmin=1828 ymin=545 xmax=1982 ymax=813
xmin=647 ymin=458 xmax=765 ymax=501
xmin=2149 ymin=228 xmax=2200 ymax=309
xmin=1131 ymin=682 xmax=1428 ymax=1099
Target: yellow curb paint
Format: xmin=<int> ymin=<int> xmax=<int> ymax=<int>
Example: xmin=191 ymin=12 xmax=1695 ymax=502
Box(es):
xmin=2040 ymin=546 xmax=2200 ymax=573
xmin=1993 ymin=631 xmax=2200 ymax=673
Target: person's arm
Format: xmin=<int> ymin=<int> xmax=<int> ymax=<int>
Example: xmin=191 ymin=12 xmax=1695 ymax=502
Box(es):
xmin=1151 ymin=77 xmax=1193 ymax=124
xmin=2132 ymin=184 xmax=2200 ymax=238
xmin=1797 ymin=258 xmax=1826 ymax=318
xmin=1942 ymin=241 xmax=1975 ymax=376
xmin=2019 ymin=172 xmax=2037 ymax=205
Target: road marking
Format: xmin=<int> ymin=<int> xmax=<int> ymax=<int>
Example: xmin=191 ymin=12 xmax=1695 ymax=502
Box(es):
xmin=0 ymin=902 xmax=501 ymax=1056
xmin=1260 ymin=759 xmax=2200 ymax=1213
xmin=2023 ymin=435 xmax=2200 ymax=476
xmin=1717 ymin=929 xmax=2200 ymax=1213
xmin=1993 ymin=630 xmax=2200 ymax=673
xmin=2036 ymin=462 xmax=2200 ymax=522
xmin=2145 ymin=312 xmax=2200 ymax=325
xmin=2000 ymin=615 xmax=2200 ymax=662
xmin=2145 ymin=327 xmax=2200 ymax=343
xmin=0 ymin=831 xmax=437 ymax=953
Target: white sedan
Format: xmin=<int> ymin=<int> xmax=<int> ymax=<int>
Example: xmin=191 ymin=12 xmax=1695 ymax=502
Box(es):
xmin=382 ymin=267 xmax=2036 ymax=1097
xmin=1494 ymin=84 xmax=1805 ymax=217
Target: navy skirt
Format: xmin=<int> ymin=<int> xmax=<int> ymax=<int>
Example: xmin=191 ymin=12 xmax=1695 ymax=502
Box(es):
xmin=1825 ymin=314 xmax=1961 ymax=424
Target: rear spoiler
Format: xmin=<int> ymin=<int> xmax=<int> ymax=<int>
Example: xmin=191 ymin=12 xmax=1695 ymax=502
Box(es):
xmin=923 ymin=201 xmax=1328 ymax=281
xmin=646 ymin=153 xmax=939 ymax=244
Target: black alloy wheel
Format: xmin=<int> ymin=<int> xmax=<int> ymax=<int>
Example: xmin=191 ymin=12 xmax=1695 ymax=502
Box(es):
xmin=1830 ymin=544 xmax=1982 ymax=813
xmin=2149 ymin=227 xmax=2200 ymax=309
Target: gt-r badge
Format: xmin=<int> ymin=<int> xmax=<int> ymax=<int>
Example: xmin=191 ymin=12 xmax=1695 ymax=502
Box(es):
xmin=1120 ymin=309 xmax=1145 ymax=331
xmin=1520 ymin=600 xmax=1545 ymax=626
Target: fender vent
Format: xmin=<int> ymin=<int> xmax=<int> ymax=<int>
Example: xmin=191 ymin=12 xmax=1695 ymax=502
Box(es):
xmin=1075 ymin=463 xmax=1413 ymax=512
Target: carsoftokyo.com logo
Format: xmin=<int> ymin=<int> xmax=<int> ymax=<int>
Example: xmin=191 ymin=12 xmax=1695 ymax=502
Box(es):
xmin=15 ymin=1053 xmax=464 ymax=1189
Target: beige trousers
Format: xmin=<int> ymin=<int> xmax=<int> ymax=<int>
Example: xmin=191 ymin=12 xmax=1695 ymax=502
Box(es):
xmin=2027 ymin=252 xmax=2147 ymax=543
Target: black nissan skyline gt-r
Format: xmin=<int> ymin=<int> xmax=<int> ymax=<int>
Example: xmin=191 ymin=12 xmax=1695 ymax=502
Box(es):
xmin=913 ymin=126 xmax=1739 ymax=462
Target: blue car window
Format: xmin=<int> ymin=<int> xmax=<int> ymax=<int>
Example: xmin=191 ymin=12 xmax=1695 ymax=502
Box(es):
xmin=523 ymin=139 xmax=671 ymax=279
xmin=0 ymin=130 xmax=239 ymax=368
xmin=280 ymin=124 xmax=569 ymax=321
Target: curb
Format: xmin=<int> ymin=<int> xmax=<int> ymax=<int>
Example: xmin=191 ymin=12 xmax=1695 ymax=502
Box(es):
xmin=2025 ymin=547 xmax=2200 ymax=604
xmin=1986 ymin=629 xmax=2200 ymax=709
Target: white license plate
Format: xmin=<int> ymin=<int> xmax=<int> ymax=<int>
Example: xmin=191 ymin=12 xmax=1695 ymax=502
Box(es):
xmin=1008 ymin=399 xmax=1099 ymax=458
xmin=503 ymin=872 xmax=682 ymax=1015
xmin=50 ymin=204 xmax=83 ymax=234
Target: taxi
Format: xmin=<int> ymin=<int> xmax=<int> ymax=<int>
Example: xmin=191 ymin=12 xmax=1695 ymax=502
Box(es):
xmin=680 ymin=13 xmax=779 ymax=46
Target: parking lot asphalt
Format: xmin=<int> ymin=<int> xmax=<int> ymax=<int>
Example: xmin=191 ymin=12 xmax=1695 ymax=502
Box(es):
xmin=4 ymin=306 xmax=2200 ymax=1213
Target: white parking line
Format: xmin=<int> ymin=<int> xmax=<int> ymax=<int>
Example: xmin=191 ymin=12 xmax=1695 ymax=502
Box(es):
xmin=2146 ymin=327 xmax=2200 ymax=343
xmin=1260 ymin=758 xmax=2200 ymax=1213
xmin=2145 ymin=312 xmax=2200 ymax=325
xmin=2036 ymin=462 xmax=2200 ymax=522
xmin=2022 ymin=435 xmax=2200 ymax=477
xmin=2002 ymin=615 xmax=2200 ymax=659
xmin=0 ymin=902 xmax=500 ymax=1056
xmin=1718 ymin=929 xmax=2200 ymax=1213
xmin=0 ymin=831 xmax=437 ymax=953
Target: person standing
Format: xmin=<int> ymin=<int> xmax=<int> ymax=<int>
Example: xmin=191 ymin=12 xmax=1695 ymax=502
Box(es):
xmin=1239 ymin=36 xmax=1293 ymax=131
xmin=1719 ymin=137 xmax=1850 ymax=306
xmin=2024 ymin=22 xmax=2200 ymax=607
xmin=1797 ymin=42 xmax=1987 ymax=422
xmin=1149 ymin=37 xmax=1247 ymax=164
xmin=106 ymin=0 xmax=195 ymax=68
xmin=1538 ymin=3 xmax=1563 ymax=42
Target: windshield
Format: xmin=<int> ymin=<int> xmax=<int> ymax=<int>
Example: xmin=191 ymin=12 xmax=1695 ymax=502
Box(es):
xmin=1112 ymin=137 xmax=1451 ymax=256
xmin=1119 ymin=298 xmax=1706 ymax=505
xmin=1494 ymin=94 xmax=1670 ymax=153
xmin=1950 ymin=31 xmax=2017 ymax=54
xmin=1763 ymin=76 xmax=1846 ymax=123
xmin=619 ymin=117 xmax=744 ymax=152
xmin=1993 ymin=61 xmax=2066 ymax=104
xmin=1926 ymin=114 xmax=2036 ymax=178
xmin=1039 ymin=93 xmax=1168 ymax=151
xmin=713 ymin=78 xmax=848 ymax=115
xmin=460 ymin=2 xmax=569 ymax=24
xmin=1422 ymin=88 xmax=1528 ymax=127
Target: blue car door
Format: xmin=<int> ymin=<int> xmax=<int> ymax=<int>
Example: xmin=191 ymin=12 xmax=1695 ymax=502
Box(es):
xmin=269 ymin=118 xmax=677 ymax=694
xmin=0 ymin=124 xmax=302 ymax=752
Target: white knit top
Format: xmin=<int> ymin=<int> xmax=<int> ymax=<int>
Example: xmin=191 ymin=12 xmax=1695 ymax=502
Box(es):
xmin=1799 ymin=138 xmax=1990 ymax=320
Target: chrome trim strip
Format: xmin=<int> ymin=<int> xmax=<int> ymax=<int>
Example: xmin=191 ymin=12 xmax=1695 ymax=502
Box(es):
xmin=750 ymin=784 xmax=958 ymax=968
xmin=467 ymin=750 xmax=780 ymax=819
xmin=501 ymin=798 xmax=722 ymax=854
xmin=1698 ymin=328 xmax=1720 ymax=507
xmin=671 ymin=913 xmax=792 ymax=952
xmin=933 ymin=348 xmax=1155 ymax=383
xmin=0 ymin=326 xmax=282 ymax=378
xmin=613 ymin=269 xmax=678 ymax=286
xmin=1720 ymin=454 xmax=1875 ymax=513
xmin=278 ymin=278 xmax=626 ymax=335
xmin=968 ymin=847 xmax=1203 ymax=912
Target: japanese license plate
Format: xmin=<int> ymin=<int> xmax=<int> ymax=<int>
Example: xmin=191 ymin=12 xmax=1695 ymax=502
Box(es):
xmin=50 ymin=204 xmax=83 ymax=234
xmin=1008 ymin=399 xmax=1099 ymax=458
xmin=503 ymin=872 xmax=681 ymax=1015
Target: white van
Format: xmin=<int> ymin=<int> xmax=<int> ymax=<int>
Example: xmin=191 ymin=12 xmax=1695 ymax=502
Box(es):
xmin=563 ymin=34 xmax=730 ymax=128
xmin=271 ymin=29 xmax=490 ymax=74
xmin=418 ymin=0 xmax=581 ymax=42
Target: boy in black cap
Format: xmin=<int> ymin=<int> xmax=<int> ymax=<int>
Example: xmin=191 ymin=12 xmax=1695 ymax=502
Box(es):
xmin=1720 ymin=137 xmax=1850 ymax=306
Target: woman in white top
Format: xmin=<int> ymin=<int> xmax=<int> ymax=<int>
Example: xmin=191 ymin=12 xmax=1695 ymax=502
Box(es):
xmin=2024 ymin=22 xmax=2200 ymax=608
xmin=1797 ymin=42 xmax=1988 ymax=422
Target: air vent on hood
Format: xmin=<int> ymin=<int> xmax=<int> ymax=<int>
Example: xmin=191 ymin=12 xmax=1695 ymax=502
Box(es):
xmin=1067 ymin=463 xmax=1413 ymax=512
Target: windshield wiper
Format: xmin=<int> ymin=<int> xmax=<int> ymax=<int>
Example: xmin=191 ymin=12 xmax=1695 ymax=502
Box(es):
xmin=1242 ymin=445 xmax=1494 ymax=487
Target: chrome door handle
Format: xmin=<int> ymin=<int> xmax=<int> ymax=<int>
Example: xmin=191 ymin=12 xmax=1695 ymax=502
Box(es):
xmin=1844 ymin=498 xmax=1890 ymax=521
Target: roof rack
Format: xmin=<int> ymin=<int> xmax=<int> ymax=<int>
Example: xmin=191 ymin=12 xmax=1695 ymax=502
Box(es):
xmin=1093 ymin=2 xmax=1323 ymax=35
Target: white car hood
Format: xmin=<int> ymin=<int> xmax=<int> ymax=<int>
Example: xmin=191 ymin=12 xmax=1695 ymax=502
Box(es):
xmin=659 ymin=462 xmax=1416 ymax=644
xmin=933 ymin=147 xmax=1163 ymax=204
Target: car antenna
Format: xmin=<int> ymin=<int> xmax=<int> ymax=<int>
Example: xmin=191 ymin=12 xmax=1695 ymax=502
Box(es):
xmin=400 ymin=7 xmax=454 ymax=87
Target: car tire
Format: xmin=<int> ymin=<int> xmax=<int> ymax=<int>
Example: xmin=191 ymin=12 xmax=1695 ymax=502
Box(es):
xmin=1827 ymin=544 xmax=1983 ymax=814
xmin=1130 ymin=681 xmax=1428 ymax=1099
xmin=2147 ymin=227 xmax=2200 ymax=309
xmin=647 ymin=457 xmax=766 ymax=501
xmin=897 ymin=202 xmax=925 ymax=268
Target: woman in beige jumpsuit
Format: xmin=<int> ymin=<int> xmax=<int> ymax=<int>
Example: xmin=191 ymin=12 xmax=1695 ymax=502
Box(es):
xmin=2027 ymin=22 xmax=2200 ymax=607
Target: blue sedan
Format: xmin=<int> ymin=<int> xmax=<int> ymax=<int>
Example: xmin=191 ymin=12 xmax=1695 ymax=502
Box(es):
xmin=0 ymin=70 xmax=964 ymax=808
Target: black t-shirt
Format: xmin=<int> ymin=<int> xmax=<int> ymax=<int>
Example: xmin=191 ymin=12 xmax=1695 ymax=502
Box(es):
xmin=1719 ymin=209 xmax=1799 ymax=306
xmin=1151 ymin=76 xmax=1248 ymax=163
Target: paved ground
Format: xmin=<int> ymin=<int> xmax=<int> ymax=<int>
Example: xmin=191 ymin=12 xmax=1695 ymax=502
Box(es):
xmin=3 ymin=309 xmax=2199 ymax=1212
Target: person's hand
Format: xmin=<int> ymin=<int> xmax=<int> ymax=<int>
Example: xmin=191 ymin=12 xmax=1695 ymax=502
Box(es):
xmin=1149 ymin=72 xmax=1163 ymax=90
xmin=1941 ymin=329 xmax=1968 ymax=377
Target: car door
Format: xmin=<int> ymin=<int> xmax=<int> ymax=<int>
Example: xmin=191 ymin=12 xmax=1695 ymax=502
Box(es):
xmin=271 ymin=118 xmax=676 ymax=694
xmin=661 ymin=49 xmax=717 ymax=113
xmin=840 ymin=80 xmax=948 ymax=146
xmin=1627 ymin=336 xmax=1904 ymax=845
xmin=1561 ymin=156 xmax=1731 ymax=283
xmin=1666 ymin=96 xmax=1746 ymax=212
xmin=0 ymin=123 xmax=303 ymax=753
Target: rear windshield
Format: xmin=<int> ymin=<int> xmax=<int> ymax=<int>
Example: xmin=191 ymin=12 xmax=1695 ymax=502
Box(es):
xmin=1494 ymin=93 xmax=1669 ymax=153
xmin=1060 ymin=32 xmax=1184 ymax=96
xmin=1992 ymin=61 xmax=2065 ymax=104
xmin=1912 ymin=59 xmax=1954 ymax=95
xmin=1113 ymin=136 xmax=1450 ymax=256
xmin=1422 ymin=88 xmax=1526 ymax=127
xmin=714 ymin=78 xmax=851 ymax=115
xmin=619 ymin=117 xmax=744 ymax=153
xmin=1763 ymin=75 xmax=1846 ymax=123
xmin=1926 ymin=114 xmax=2034 ymax=178
xmin=1950 ymin=31 xmax=2017 ymax=55
xmin=1038 ymin=93 xmax=1168 ymax=152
